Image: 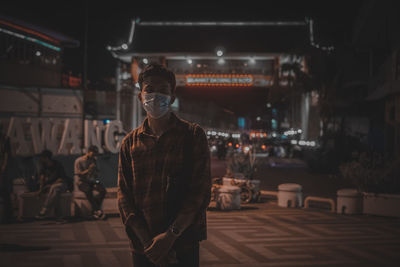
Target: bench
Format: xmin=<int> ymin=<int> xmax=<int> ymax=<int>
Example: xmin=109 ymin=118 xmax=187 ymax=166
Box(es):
xmin=19 ymin=186 xmax=119 ymax=219
xmin=19 ymin=192 xmax=72 ymax=219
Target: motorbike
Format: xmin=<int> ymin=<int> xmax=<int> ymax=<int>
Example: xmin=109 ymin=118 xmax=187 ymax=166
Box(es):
xmin=211 ymin=177 xmax=260 ymax=204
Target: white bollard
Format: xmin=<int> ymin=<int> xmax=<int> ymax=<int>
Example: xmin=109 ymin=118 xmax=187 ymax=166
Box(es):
xmin=336 ymin=188 xmax=363 ymax=214
xmin=278 ymin=183 xmax=303 ymax=208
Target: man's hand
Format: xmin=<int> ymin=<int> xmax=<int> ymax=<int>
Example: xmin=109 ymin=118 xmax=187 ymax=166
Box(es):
xmin=144 ymin=231 xmax=177 ymax=265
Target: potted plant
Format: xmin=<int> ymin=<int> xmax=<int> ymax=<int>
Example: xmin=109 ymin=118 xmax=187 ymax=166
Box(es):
xmin=336 ymin=152 xmax=373 ymax=214
xmin=339 ymin=152 xmax=400 ymax=217
xmin=223 ymin=147 xmax=261 ymax=203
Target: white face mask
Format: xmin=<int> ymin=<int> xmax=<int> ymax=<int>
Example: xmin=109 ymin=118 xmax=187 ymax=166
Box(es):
xmin=142 ymin=92 xmax=171 ymax=119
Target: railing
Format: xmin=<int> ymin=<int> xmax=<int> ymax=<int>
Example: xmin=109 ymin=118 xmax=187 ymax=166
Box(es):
xmin=304 ymin=196 xmax=336 ymax=212
xmin=260 ymin=190 xmax=278 ymax=199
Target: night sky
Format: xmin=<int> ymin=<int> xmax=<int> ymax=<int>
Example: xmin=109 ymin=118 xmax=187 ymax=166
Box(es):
xmin=2 ymin=0 xmax=366 ymax=83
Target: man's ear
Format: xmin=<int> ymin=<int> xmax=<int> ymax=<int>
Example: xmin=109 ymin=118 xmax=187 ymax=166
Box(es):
xmin=138 ymin=91 xmax=142 ymax=103
xmin=170 ymin=94 xmax=176 ymax=105
xmin=170 ymin=89 xmax=176 ymax=105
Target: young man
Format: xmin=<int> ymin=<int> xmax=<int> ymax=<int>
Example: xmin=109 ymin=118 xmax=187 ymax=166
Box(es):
xmin=35 ymin=150 xmax=68 ymax=219
xmin=74 ymin=145 xmax=107 ymax=220
xmin=118 ymin=64 xmax=211 ymax=266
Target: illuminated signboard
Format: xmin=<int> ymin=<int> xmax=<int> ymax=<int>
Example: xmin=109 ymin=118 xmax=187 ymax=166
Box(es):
xmin=0 ymin=26 xmax=61 ymax=52
xmin=185 ymin=74 xmax=253 ymax=86
xmin=238 ymin=117 xmax=245 ymax=129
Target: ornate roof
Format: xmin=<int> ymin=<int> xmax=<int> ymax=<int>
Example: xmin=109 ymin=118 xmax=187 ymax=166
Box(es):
xmin=111 ymin=20 xmax=312 ymax=58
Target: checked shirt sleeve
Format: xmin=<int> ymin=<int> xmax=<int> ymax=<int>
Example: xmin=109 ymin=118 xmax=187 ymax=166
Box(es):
xmin=117 ymin=136 xmax=137 ymax=226
xmin=117 ymin=135 xmax=152 ymax=249
xmin=172 ymin=125 xmax=212 ymax=232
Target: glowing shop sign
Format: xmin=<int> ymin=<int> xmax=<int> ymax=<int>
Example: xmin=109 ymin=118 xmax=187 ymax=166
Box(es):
xmin=185 ymin=74 xmax=253 ymax=86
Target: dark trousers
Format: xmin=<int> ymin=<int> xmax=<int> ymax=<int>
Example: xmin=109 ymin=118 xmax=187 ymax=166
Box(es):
xmin=78 ymin=181 xmax=106 ymax=211
xmin=131 ymin=242 xmax=199 ymax=267
xmin=42 ymin=182 xmax=67 ymax=212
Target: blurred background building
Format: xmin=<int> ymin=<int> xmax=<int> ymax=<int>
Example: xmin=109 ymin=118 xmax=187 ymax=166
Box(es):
xmin=108 ymin=19 xmax=321 ymax=144
xmin=0 ymin=15 xmax=120 ymax=187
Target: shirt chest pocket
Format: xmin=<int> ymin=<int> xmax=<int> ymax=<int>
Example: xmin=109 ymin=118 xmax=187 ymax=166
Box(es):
xmin=131 ymin=149 xmax=148 ymax=171
xmin=166 ymin=148 xmax=192 ymax=192
xmin=130 ymin=147 xmax=154 ymax=192
xmin=165 ymin=145 xmax=186 ymax=176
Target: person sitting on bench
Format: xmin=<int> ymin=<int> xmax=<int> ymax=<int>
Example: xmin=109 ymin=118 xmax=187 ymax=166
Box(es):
xmin=74 ymin=145 xmax=106 ymax=220
xmin=35 ymin=150 xmax=68 ymax=219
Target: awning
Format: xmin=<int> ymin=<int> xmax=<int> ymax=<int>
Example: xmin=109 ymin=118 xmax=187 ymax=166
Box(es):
xmin=0 ymin=14 xmax=80 ymax=48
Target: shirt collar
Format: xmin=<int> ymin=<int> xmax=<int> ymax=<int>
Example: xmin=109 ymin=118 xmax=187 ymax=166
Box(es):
xmin=138 ymin=111 xmax=181 ymax=137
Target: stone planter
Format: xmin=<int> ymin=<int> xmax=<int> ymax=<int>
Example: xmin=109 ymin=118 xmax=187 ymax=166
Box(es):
xmin=13 ymin=178 xmax=28 ymax=197
xmin=222 ymin=177 xmax=261 ymax=202
xmin=215 ymin=185 xmax=241 ymax=211
xmin=336 ymin=188 xmax=363 ymax=214
xmin=363 ymin=193 xmax=400 ymax=218
xmin=13 ymin=178 xmax=28 ymax=215
xmin=277 ymin=183 xmax=303 ymax=208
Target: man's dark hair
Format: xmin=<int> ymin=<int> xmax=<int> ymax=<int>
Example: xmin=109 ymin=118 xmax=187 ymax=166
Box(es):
xmin=138 ymin=63 xmax=176 ymax=92
xmin=88 ymin=145 xmax=99 ymax=154
xmin=40 ymin=149 xmax=53 ymax=159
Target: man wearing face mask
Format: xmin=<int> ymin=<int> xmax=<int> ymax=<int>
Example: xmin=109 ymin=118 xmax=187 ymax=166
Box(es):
xmin=118 ymin=63 xmax=211 ymax=267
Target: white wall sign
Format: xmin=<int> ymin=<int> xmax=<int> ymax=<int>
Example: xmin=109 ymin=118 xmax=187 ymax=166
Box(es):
xmin=29 ymin=118 xmax=59 ymax=154
xmin=5 ymin=117 xmax=125 ymax=156
xmin=104 ymin=120 xmax=123 ymax=154
xmin=85 ymin=120 xmax=105 ymax=154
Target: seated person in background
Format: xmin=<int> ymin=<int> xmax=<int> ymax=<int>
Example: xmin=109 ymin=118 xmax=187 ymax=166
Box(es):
xmin=35 ymin=150 xmax=68 ymax=219
xmin=74 ymin=145 xmax=106 ymax=220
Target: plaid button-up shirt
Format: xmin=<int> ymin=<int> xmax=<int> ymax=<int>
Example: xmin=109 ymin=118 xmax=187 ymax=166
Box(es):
xmin=118 ymin=112 xmax=211 ymax=252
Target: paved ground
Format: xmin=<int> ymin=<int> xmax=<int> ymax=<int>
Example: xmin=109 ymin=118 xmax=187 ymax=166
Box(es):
xmin=1 ymin=199 xmax=400 ymax=267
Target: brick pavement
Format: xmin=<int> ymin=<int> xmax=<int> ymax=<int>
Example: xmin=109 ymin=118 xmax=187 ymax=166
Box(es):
xmin=1 ymin=200 xmax=400 ymax=267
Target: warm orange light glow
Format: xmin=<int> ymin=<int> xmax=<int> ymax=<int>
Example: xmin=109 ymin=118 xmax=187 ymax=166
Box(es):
xmin=228 ymin=142 xmax=232 ymax=147
xmin=235 ymin=144 xmax=240 ymax=148
xmin=249 ymin=131 xmax=268 ymax=139
xmin=261 ymin=145 xmax=267 ymax=150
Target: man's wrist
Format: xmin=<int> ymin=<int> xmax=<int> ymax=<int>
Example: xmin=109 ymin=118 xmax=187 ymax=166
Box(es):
xmin=168 ymin=224 xmax=182 ymax=239
xmin=143 ymin=239 xmax=153 ymax=250
xmin=126 ymin=217 xmax=152 ymax=249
